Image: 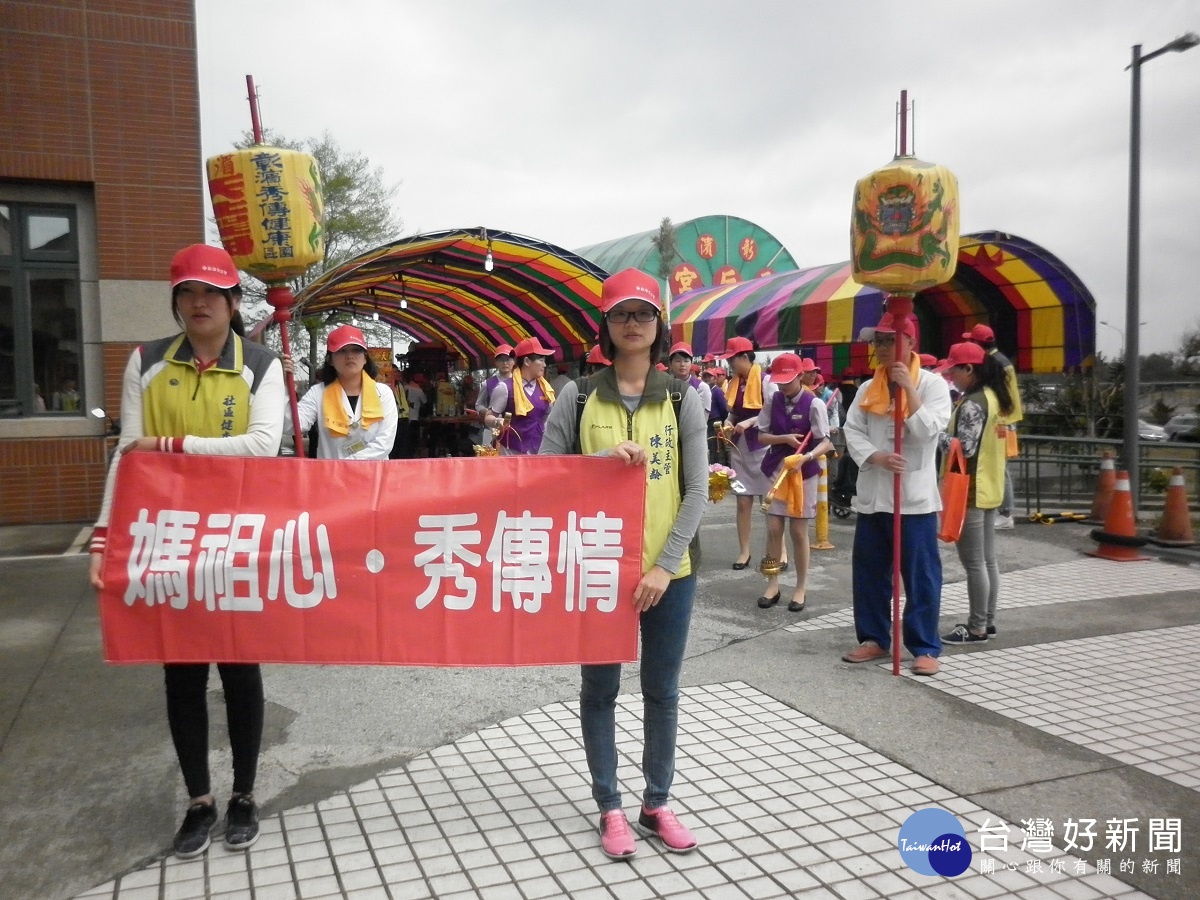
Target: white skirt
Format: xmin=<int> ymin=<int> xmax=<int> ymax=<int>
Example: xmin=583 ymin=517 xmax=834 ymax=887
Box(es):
xmin=729 ymin=434 xmax=772 ymax=497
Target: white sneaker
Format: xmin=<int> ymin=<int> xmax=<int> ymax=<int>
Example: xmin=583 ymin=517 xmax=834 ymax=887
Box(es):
xmin=994 ymin=515 xmax=1015 ymax=530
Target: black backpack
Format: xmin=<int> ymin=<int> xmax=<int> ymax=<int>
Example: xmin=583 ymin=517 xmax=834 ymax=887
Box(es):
xmin=572 ymin=375 xmax=702 ymax=572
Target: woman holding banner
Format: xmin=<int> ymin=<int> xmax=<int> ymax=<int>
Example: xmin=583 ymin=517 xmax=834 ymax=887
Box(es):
xmin=540 ymin=267 xmax=707 ymax=861
xmin=282 ymin=324 xmax=398 ymax=460
xmin=88 ymin=244 xmax=285 ymax=859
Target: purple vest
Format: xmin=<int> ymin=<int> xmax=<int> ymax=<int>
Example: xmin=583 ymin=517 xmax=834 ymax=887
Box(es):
xmin=731 ymin=377 xmax=764 ymax=452
xmin=500 ymin=377 xmax=550 ymax=454
xmin=760 ymin=389 xmax=822 ymax=480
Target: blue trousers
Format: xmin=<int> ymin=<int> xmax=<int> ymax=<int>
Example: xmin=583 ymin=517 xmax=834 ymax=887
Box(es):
xmin=580 ymin=574 xmax=696 ymax=812
xmin=851 ymin=512 xmax=942 ymax=658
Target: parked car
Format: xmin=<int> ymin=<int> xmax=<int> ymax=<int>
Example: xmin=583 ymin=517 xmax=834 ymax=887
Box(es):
xmin=1138 ymin=419 xmax=1168 ymax=442
xmin=1164 ymin=413 xmax=1200 ymax=442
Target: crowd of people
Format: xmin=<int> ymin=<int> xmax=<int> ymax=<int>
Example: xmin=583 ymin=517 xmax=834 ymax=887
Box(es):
xmin=87 ymin=243 xmax=1023 ymax=863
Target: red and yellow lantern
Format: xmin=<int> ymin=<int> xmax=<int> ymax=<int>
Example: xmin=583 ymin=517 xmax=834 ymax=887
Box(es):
xmin=206 ymin=146 xmax=324 ymax=281
xmin=850 ymin=154 xmax=959 ymax=293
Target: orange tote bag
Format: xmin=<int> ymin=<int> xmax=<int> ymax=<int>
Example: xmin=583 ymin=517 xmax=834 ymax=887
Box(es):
xmin=938 ymin=438 xmax=969 ymax=543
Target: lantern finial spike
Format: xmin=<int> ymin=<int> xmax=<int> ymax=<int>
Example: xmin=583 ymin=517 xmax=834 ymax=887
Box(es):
xmin=246 ymin=74 xmax=264 ymax=144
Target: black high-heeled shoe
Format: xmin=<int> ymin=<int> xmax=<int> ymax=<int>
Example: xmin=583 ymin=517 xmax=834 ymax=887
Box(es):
xmin=732 ymin=558 xmax=751 ymax=570
xmin=757 ymin=593 xmax=780 ymax=608
xmin=779 ymin=561 xmax=789 ymax=572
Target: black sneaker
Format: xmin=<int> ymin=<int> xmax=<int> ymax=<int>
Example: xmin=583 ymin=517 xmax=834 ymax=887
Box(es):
xmin=173 ymin=802 xmax=217 ymax=859
xmin=223 ymin=795 xmax=260 ymax=851
xmin=987 ymin=625 xmax=997 ymax=636
xmin=943 ymin=624 xmax=988 ymax=644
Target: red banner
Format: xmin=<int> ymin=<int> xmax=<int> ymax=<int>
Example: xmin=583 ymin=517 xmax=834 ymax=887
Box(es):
xmin=99 ymin=454 xmax=646 ymax=666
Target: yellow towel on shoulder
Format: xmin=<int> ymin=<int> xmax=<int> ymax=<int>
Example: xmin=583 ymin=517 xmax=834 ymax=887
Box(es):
xmin=323 ymin=372 xmax=384 ymax=436
xmin=512 ymin=369 xmax=555 ymax=416
xmin=724 ymin=363 xmax=763 ymax=411
xmin=858 ymin=354 xmax=921 ymax=419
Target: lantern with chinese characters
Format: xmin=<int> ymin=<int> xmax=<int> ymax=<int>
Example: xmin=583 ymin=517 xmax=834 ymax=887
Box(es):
xmin=207 ymin=141 xmax=325 ymax=458
xmin=206 ymin=146 xmax=324 ymax=280
xmin=850 ymin=154 xmax=959 ymax=293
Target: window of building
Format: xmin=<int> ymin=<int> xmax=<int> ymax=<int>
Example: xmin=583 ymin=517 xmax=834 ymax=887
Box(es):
xmin=0 ymin=202 xmax=83 ymax=417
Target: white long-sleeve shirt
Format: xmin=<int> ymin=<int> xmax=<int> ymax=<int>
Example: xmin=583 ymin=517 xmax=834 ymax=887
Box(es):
xmin=843 ymin=368 xmax=952 ymax=514
xmin=286 ymin=380 xmax=399 ymax=460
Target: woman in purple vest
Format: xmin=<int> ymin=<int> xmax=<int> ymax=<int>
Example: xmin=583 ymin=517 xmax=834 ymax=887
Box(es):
xmin=483 ymin=336 xmax=556 ymax=454
xmin=717 ymin=336 xmax=778 ymax=569
xmin=757 ymin=353 xmax=834 ymax=611
xmin=475 ymin=343 xmax=514 ymax=447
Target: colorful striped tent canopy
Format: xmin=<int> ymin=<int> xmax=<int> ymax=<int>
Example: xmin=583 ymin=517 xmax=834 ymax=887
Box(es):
xmin=290 ymin=229 xmax=608 ymax=367
xmin=670 ymin=231 xmax=1095 ymax=375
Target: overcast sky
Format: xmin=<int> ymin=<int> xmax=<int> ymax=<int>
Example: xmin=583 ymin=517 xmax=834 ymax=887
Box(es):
xmin=196 ymin=0 xmax=1200 ymax=358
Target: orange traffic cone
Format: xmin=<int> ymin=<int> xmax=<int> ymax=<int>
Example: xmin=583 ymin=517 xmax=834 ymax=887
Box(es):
xmin=1087 ymin=450 xmax=1116 ymax=524
xmin=1088 ymin=470 xmax=1150 ymax=562
xmin=1150 ymin=467 xmax=1195 ymax=547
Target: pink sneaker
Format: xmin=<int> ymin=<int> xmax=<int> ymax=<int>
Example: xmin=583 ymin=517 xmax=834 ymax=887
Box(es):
xmin=636 ymin=805 xmax=698 ymax=853
xmin=598 ymin=809 xmax=637 ymax=860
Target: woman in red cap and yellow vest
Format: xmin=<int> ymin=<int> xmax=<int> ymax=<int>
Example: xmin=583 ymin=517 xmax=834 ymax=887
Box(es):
xmin=935 ymin=341 xmax=1014 ymax=644
xmin=88 ymin=244 xmax=285 ymax=858
xmin=541 ymin=268 xmax=707 ymax=861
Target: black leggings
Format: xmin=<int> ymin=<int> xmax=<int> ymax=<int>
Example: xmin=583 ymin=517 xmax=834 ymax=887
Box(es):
xmin=164 ymin=663 xmax=264 ymax=799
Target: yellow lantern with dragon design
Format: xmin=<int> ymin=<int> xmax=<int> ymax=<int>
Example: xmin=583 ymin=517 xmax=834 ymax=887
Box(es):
xmin=850 ymin=155 xmax=959 ymax=292
xmin=206 ymin=146 xmax=324 ymax=282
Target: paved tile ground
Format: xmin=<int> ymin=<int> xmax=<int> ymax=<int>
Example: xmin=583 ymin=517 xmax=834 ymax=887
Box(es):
xmin=921 ymin=623 xmax=1200 ymax=794
xmin=785 ymin=557 xmax=1200 ymax=634
xmin=72 ymin=556 xmax=1200 ymax=900
xmin=78 ymin=681 xmax=1150 ymax=900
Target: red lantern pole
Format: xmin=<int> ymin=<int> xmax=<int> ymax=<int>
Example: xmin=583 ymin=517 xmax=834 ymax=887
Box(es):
xmin=267 ymin=285 xmax=306 ymax=457
xmin=885 ymin=292 xmax=914 ymax=676
xmin=244 ymin=76 xmax=304 ymax=457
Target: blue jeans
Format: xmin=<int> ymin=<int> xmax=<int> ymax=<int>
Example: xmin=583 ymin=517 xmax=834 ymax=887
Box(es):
xmin=580 ymin=574 xmax=696 ymax=812
xmin=851 ymin=512 xmax=942 ymax=657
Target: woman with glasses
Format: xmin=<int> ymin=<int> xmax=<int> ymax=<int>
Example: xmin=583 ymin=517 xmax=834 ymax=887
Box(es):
xmin=540 ymin=267 xmax=707 ymax=861
xmin=483 ymin=336 xmax=557 ymax=454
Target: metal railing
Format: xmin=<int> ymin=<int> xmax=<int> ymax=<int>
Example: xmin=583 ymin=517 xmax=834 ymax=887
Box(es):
xmin=1015 ymin=434 xmax=1200 ymax=516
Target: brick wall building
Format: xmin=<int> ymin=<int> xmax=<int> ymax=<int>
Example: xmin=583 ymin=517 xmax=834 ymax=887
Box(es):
xmin=0 ymin=0 xmax=203 ymax=523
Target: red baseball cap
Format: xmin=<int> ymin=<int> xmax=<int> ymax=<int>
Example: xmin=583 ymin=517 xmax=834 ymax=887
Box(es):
xmin=919 ymin=353 xmax=938 ymax=368
xmin=514 ymin=337 xmax=554 ymax=358
xmin=585 ymin=344 xmax=610 ymax=365
xmin=655 ymin=362 xmax=668 ymax=371
xmin=600 ymin=268 xmax=662 ymax=313
xmin=716 ymin=336 xmax=755 ymax=359
xmin=935 ymin=341 xmax=986 ymax=372
xmin=493 ymin=343 xmax=515 ymax=358
xmin=327 ymin=324 xmax=368 ymax=353
xmin=963 ymin=323 xmax=995 ymax=343
xmin=706 ymin=367 xmax=726 ymax=378
xmin=668 ymin=341 xmax=694 ymax=359
xmin=170 ymin=244 xmax=240 ymax=289
xmin=874 ymin=312 xmax=917 ymax=338
xmin=766 ymin=352 xmax=804 ymax=384
xmin=798 ymin=357 xmax=819 ymax=373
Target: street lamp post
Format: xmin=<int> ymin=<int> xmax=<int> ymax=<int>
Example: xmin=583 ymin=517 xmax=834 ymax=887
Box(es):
xmin=1123 ymin=32 xmax=1199 ymax=514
